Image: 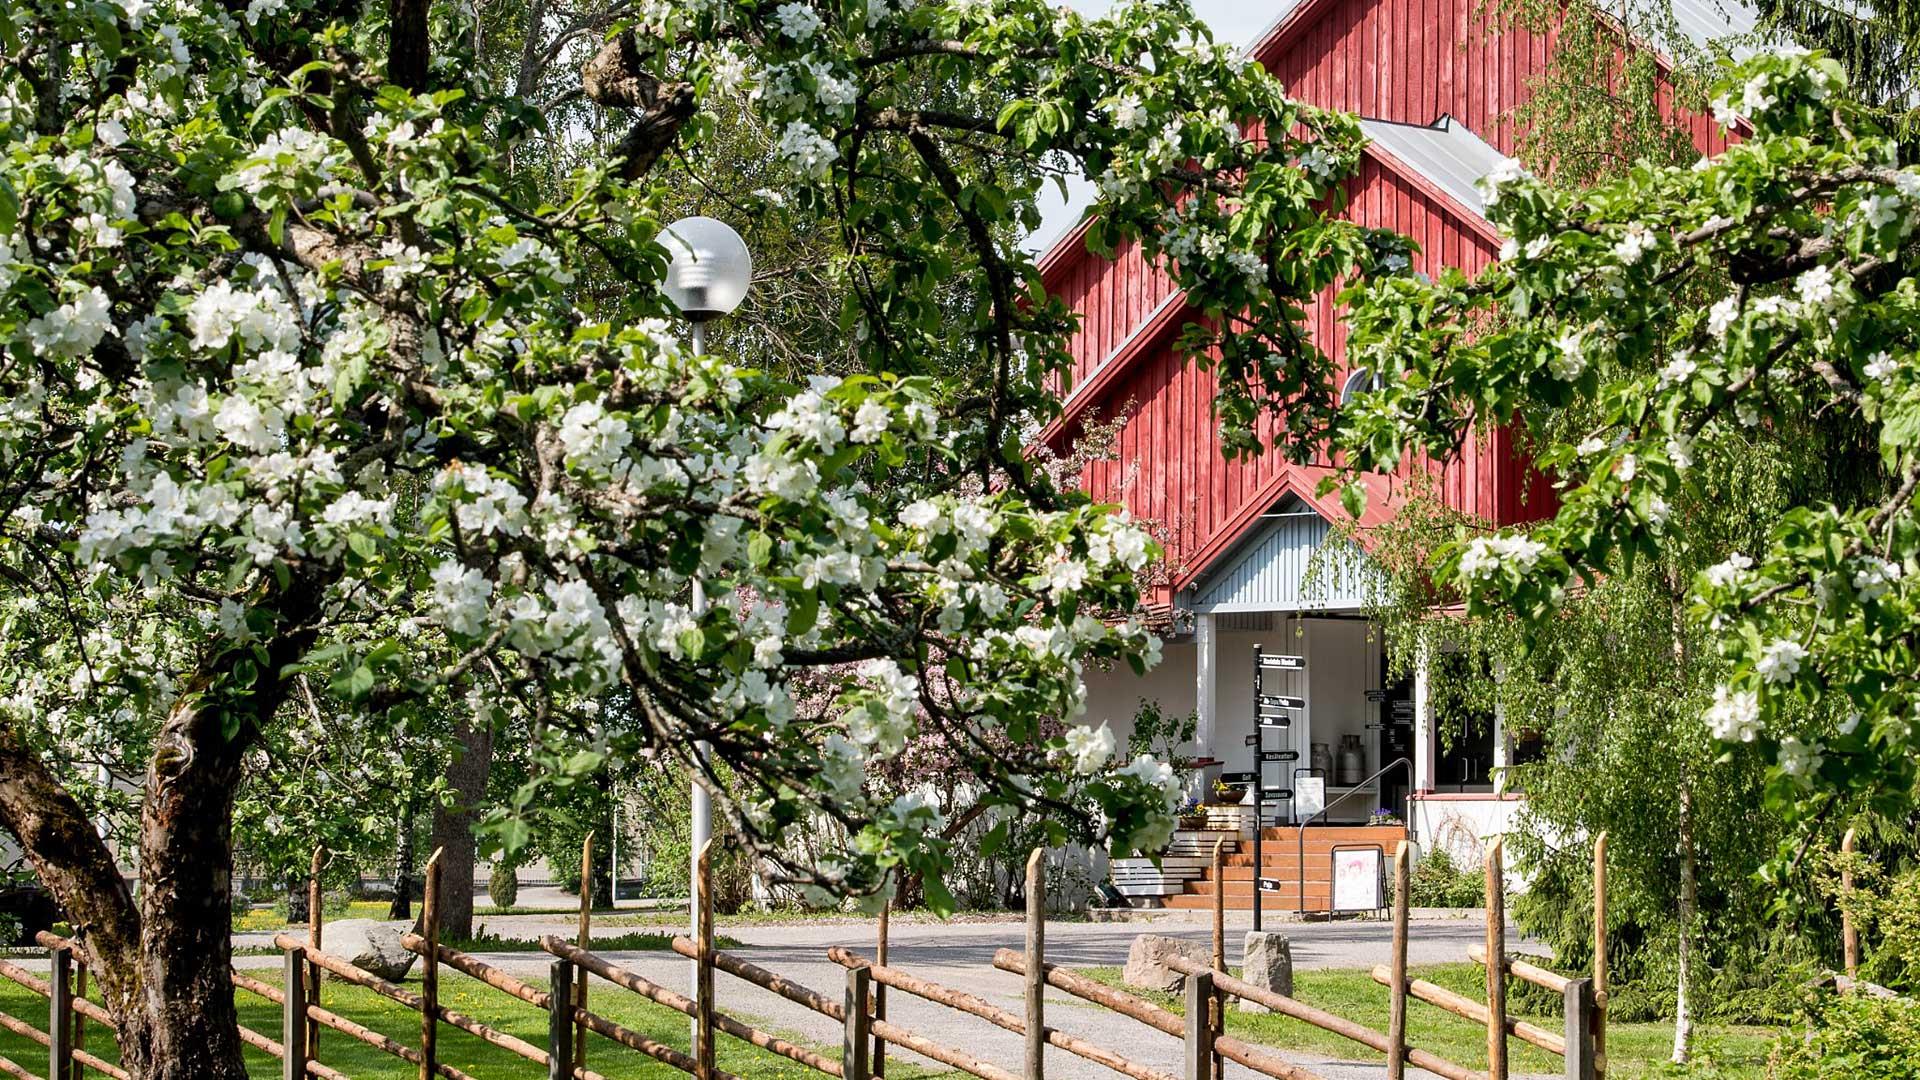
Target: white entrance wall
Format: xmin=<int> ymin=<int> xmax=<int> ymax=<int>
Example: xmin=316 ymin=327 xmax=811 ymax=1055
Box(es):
xmin=1210 ymin=619 xmax=1375 ymax=769
xmin=1077 ymin=639 xmax=1198 ymax=757
xmin=1409 ymin=794 xmax=1524 ymax=888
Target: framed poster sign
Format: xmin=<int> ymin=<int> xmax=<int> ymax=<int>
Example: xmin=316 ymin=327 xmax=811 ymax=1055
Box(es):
xmin=1295 ymin=776 xmax=1325 ymax=818
xmin=1331 ymin=846 xmax=1384 ymax=912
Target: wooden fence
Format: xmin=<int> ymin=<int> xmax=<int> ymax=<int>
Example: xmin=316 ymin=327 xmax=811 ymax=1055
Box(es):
xmin=0 ymin=835 xmax=1615 ymax=1080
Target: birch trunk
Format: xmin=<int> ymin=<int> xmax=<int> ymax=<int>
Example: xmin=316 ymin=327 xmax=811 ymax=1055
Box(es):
xmin=1671 ymin=778 xmax=1697 ymax=1064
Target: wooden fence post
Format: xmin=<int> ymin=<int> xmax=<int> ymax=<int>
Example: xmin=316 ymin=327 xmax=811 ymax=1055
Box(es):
xmin=49 ymin=945 xmax=72 ymax=1080
xmin=696 ymin=840 xmax=716 ymax=1080
xmin=69 ymin=953 xmax=85 ymax=1080
xmin=1840 ymin=828 xmax=1859 ymax=980
xmin=874 ymin=896 xmax=890 ymax=1079
xmin=1593 ymin=832 xmax=1608 ymax=1080
xmin=421 ymin=848 xmax=442 ymax=1080
xmin=283 ymin=946 xmax=309 ymax=1080
xmin=1485 ymin=838 xmax=1508 ymax=1080
xmin=843 ymin=965 xmax=872 ymax=1080
xmin=576 ymin=832 xmax=593 ymax=1073
xmin=1025 ymin=848 xmax=1045 ymax=1080
xmin=1563 ymin=977 xmax=1596 ymax=1080
xmin=1388 ymin=840 xmax=1410 ymax=1080
xmin=1209 ymin=839 xmax=1224 ymax=1080
xmin=1183 ymin=971 xmax=1215 ymax=1080
xmin=547 ymin=958 xmax=575 ymax=1080
xmin=1589 ymin=826 xmax=1605 ymax=1076
xmin=309 ymin=844 xmax=326 ymax=1056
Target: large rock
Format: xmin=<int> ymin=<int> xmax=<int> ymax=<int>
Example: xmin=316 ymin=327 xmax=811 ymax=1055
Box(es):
xmin=321 ymin=919 xmax=417 ymax=982
xmin=1122 ymin=933 xmax=1213 ymax=993
xmin=1237 ymin=930 xmax=1293 ymax=1012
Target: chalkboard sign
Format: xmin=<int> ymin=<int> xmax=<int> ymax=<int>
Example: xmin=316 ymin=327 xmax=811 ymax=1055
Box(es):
xmin=1331 ymin=846 xmax=1384 ymax=912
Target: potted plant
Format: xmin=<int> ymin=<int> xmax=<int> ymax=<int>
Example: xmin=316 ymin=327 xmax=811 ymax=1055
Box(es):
xmin=1367 ymin=808 xmax=1404 ymax=827
xmin=1175 ymin=797 xmax=1207 ymax=831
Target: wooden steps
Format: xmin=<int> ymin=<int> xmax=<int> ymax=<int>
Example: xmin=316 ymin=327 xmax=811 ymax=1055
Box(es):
xmin=1117 ymin=824 xmax=1407 ymax=913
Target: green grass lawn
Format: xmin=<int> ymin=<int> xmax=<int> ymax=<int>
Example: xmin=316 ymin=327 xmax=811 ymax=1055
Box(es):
xmin=1075 ymin=964 xmax=1782 ymax=1079
xmin=0 ymin=966 xmax=937 ymax=1080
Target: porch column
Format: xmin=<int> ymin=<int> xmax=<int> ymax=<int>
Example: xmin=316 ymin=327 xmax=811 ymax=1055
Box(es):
xmin=1490 ymin=660 xmax=1510 ymax=795
xmin=1412 ymin=644 xmax=1435 ymax=793
xmin=1194 ymin=612 xmax=1217 ymax=775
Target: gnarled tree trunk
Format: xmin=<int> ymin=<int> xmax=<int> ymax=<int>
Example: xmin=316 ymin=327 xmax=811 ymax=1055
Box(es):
xmin=428 ymin=718 xmax=494 ymax=940
xmin=115 ymin=700 xmax=255 ymax=1080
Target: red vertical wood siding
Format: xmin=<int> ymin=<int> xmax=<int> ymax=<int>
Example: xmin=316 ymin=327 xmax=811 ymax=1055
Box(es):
xmin=1043 ymin=0 xmax=1730 ymax=604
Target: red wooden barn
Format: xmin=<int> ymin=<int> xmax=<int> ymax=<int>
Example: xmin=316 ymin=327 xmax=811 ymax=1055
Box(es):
xmin=1048 ymin=0 xmax=1761 ymax=909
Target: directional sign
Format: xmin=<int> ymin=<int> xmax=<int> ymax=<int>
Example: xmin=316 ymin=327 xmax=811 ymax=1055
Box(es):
xmin=1259 ymin=750 xmax=1300 ymax=762
xmin=1257 ymin=717 xmax=1292 ymax=730
xmin=1258 ymin=877 xmax=1284 ymax=892
xmin=1257 ymin=694 xmax=1306 ymax=711
xmin=1257 ymin=653 xmax=1305 ymax=670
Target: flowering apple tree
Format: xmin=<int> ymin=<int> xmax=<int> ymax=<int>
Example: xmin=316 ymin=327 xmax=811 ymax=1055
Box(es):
xmin=1337 ymin=48 xmax=1920 ymax=869
xmin=0 ymin=0 xmax=1387 ymax=1075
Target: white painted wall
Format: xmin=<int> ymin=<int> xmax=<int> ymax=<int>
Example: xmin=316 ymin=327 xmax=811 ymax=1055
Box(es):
xmin=1409 ymin=794 xmax=1525 ymax=890
xmin=1078 ymin=639 xmax=1197 ymax=756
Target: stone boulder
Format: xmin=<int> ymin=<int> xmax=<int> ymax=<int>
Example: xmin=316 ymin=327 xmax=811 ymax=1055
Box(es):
xmin=1122 ymin=933 xmax=1213 ymax=993
xmin=1237 ymin=930 xmax=1293 ymax=1012
xmin=321 ymin=919 xmax=417 ymax=982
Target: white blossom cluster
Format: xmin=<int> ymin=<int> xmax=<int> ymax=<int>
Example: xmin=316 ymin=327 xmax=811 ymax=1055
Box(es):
xmin=1457 ymin=532 xmax=1547 ymax=580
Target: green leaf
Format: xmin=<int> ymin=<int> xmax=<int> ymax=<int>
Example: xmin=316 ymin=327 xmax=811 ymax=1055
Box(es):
xmin=787 ymin=589 xmax=820 ymax=636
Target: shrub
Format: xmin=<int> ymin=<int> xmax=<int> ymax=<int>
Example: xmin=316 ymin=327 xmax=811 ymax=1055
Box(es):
xmin=1771 ymin=993 xmax=1920 ymax=1079
xmin=1406 ymin=849 xmax=1483 ymax=909
xmin=487 ymin=861 xmax=519 ymax=910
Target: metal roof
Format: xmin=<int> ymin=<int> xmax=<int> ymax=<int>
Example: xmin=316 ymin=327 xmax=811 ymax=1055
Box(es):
xmin=1666 ymin=0 xmax=1766 ymax=55
xmin=1358 ymin=115 xmax=1507 ymax=221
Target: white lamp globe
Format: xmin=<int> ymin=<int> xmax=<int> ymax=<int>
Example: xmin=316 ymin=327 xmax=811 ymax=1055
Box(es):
xmin=656 ymin=216 xmax=752 ymax=320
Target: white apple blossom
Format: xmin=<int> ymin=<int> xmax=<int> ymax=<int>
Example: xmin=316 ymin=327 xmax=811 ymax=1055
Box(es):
xmin=1065 ymin=724 xmax=1117 ymax=775
xmin=773 ymin=2 xmax=822 ymax=40
xmin=777 ymin=121 xmax=839 ymax=181
xmin=1476 ymin=157 xmax=1529 ymax=207
xmin=25 ymin=286 xmax=114 ymax=359
xmin=1703 ymin=553 xmax=1754 ymax=588
xmin=1777 ymin=736 xmax=1823 ymax=776
xmin=1613 ymin=224 xmax=1656 ymax=265
xmin=429 ymin=561 xmax=493 ymax=637
xmin=1707 ymin=296 xmax=1740 ymax=338
xmin=1754 ymin=638 xmax=1807 ymax=685
xmin=1705 ymin=684 xmax=1761 ymax=742
xmin=1851 ymin=555 xmax=1902 ymax=600
xmin=1458 ymin=533 xmax=1546 ymax=580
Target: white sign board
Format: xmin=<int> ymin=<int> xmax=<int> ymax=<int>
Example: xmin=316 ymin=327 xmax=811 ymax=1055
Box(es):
xmin=1331 ymin=847 xmax=1384 ymax=912
xmin=1295 ymin=776 xmax=1325 ymax=818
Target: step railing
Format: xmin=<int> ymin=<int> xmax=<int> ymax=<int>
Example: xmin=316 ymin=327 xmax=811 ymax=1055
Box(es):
xmin=1294 ymin=756 xmax=1412 ymax=914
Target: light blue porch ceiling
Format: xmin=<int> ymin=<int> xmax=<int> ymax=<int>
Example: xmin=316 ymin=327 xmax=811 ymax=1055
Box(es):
xmin=1186 ymin=498 xmax=1384 ymax=614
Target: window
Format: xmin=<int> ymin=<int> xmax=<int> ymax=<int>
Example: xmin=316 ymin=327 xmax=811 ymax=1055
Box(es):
xmin=1341 ymin=367 xmax=1385 ymax=405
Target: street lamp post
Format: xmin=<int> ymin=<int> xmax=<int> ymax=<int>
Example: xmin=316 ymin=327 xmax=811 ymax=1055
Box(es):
xmin=656 ymin=215 xmax=752 ymax=1040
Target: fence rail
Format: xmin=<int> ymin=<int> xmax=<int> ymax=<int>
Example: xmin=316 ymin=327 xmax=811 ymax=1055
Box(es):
xmin=0 ymin=834 xmax=1627 ymax=1080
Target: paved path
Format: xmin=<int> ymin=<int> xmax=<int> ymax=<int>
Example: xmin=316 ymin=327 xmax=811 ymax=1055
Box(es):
xmin=243 ymin=915 xmax=1542 ymax=1080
